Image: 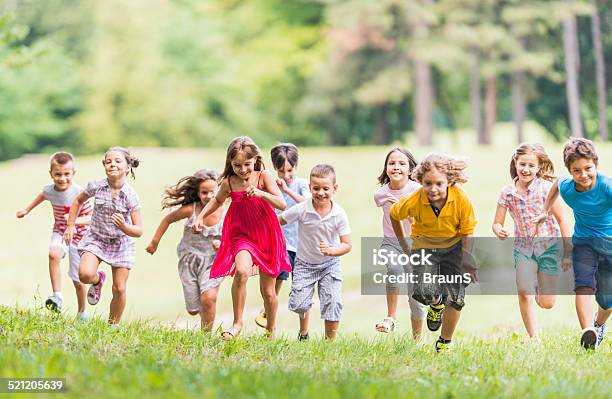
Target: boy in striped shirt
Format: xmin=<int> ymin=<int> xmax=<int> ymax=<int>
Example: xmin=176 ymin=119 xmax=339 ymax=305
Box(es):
xmin=17 ymin=152 xmax=92 ymax=318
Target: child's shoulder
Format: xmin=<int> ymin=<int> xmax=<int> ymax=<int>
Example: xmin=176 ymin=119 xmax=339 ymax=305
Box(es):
xmin=450 ymin=185 xmax=473 ymax=203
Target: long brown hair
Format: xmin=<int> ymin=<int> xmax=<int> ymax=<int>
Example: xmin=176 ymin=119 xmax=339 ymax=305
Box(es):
xmin=412 ymin=153 xmax=468 ymax=186
xmin=377 ymin=147 xmax=418 ymax=185
xmin=162 ymin=169 xmax=219 ymax=209
xmin=220 ymin=136 xmax=265 ymax=181
xmin=509 ymin=143 xmax=555 ymax=182
xmin=103 ymin=147 xmax=140 ymax=179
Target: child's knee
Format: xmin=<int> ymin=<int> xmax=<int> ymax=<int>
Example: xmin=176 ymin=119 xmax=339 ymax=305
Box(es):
xmin=48 ymin=249 xmax=63 ymax=262
xmin=200 ymin=291 xmax=217 ymax=310
xmin=112 ymin=282 xmax=126 ymax=297
xmin=79 ymin=269 xmax=96 ymax=283
xmin=234 ymin=266 xmax=250 ymax=282
xmin=537 ymin=295 xmax=555 ymax=309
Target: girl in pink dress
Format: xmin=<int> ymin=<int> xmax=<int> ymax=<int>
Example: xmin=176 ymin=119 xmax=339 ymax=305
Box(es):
xmin=194 ymin=136 xmax=291 ymax=339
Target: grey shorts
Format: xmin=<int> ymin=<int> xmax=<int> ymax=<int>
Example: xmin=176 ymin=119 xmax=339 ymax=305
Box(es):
xmin=178 ymin=252 xmax=223 ymax=313
xmin=288 ymin=256 xmax=343 ymax=321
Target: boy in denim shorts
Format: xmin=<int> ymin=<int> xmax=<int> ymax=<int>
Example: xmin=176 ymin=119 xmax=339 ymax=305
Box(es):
xmin=279 ymin=164 xmax=352 ymax=340
xmin=537 ymin=138 xmax=611 ymax=350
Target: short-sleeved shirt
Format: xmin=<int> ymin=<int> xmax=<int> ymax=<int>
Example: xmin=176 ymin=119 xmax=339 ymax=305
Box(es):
xmin=85 ymin=179 xmax=141 ymax=240
xmin=374 ymin=181 xmax=421 ymax=238
xmin=274 ymin=177 xmax=311 ymax=252
xmin=281 ymin=199 xmax=351 ymax=264
xmin=390 ymin=185 xmax=477 ymax=249
xmin=42 ymin=183 xmax=92 ymax=243
xmin=498 ymin=178 xmax=561 ymax=257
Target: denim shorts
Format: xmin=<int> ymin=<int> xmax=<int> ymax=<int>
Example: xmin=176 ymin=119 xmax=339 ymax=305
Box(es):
xmin=276 ymin=250 xmax=296 ymax=281
xmin=573 ymin=243 xmax=612 ymax=309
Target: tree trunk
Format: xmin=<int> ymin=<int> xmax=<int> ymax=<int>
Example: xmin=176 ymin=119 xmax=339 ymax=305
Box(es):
xmin=591 ymin=0 xmax=608 ymax=141
xmin=562 ymin=4 xmax=583 ymax=137
xmin=470 ymin=57 xmax=484 ymax=144
xmin=414 ymin=60 xmax=433 ymax=146
xmin=483 ymin=76 xmax=496 ymax=145
xmin=511 ymin=71 xmax=526 ymax=144
xmin=374 ymin=104 xmax=390 ymax=145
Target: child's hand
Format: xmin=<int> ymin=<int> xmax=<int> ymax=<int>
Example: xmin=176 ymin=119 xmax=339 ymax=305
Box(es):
xmin=192 ymin=217 xmax=204 ymax=233
xmin=561 ymin=254 xmax=572 ymax=272
xmin=212 ymin=239 xmax=221 ymax=250
xmin=146 ymin=242 xmax=158 ymax=255
xmin=461 ymin=260 xmax=479 ymax=283
xmin=276 ymin=178 xmax=288 ymax=192
xmin=246 ymin=185 xmax=265 ymax=198
xmin=64 ymin=229 xmax=74 ymax=246
xmin=530 ymin=212 xmax=548 ymax=226
xmin=385 ymin=194 xmax=398 ymax=205
xmin=16 ymin=210 xmax=28 ymax=218
xmin=320 ymin=240 xmax=334 ymax=256
xmin=492 ymin=224 xmax=509 ymax=240
xmin=111 ymin=213 xmax=126 ymax=230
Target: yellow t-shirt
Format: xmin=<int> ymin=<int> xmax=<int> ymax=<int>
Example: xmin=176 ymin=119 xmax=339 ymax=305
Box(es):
xmin=389 ymin=185 xmax=477 ymax=248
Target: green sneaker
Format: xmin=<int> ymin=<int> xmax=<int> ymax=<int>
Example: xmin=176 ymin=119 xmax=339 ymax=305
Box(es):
xmin=427 ymin=304 xmax=444 ymax=332
xmin=435 ymin=338 xmax=452 ymax=353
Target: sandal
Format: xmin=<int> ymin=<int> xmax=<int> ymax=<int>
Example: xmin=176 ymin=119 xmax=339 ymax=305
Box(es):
xmin=221 ymin=326 xmax=242 ymax=341
xmin=375 ymin=317 xmax=398 ymax=333
xmin=255 ymin=309 xmax=267 ymax=329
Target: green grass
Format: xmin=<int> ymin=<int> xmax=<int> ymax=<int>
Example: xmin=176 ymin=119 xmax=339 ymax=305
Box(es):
xmin=0 ymin=306 xmax=610 ymax=399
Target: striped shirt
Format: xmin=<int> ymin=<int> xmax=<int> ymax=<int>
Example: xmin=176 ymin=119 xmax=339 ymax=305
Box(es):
xmin=42 ymin=183 xmax=92 ymax=243
xmin=498 ymin=178 xmax=560 ymax=256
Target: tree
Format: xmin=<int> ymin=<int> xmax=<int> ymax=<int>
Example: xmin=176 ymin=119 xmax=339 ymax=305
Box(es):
xmin=562 ymin=0 xmax=584 ymax=137
xmin=590 ymin=0 xmax=607 ymax=140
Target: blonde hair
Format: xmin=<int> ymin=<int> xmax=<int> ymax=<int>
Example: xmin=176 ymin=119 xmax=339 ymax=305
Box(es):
xmin=310 ymin=163 xmax=336 ymax=183
xmin=510 ymin=143 xmax=555 ymax=182
xmin=411 ymin=154 xmax=468 ymax=185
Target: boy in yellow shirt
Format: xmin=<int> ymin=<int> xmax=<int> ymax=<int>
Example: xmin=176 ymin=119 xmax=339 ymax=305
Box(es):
xmin=391 ymin=154 xmax=477 ymax=352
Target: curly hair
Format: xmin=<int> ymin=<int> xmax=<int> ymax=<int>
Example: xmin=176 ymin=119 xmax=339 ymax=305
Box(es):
xmin=411 ymin=153 xmax=468 ymax=186
xmin=510 ymin=143 xmax=555 ymax=182
xmin=563 ymin=138 xmax=598 ymax=170
xmin=162 ymin=169 xmax=219 ymax=209
xmin=377 ymin=147 xmax=418 ymax=186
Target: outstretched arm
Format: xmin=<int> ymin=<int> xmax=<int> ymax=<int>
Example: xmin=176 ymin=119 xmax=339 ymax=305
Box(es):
xmin=16 ymin=192 xmax=45 ymax=218
xmin=492 ymin=204 xmax=509 ymax=239
xmin=391 ymin=217 xmax=412 ymax=255
xmin=147 ymin=204 xmax=192 ymax=254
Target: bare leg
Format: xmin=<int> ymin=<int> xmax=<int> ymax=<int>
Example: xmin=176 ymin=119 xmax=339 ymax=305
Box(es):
xmin=325 ymin=320 xmax=339 ymax=339
xmin=228 ymin=250 xmax=252 ymax=335
xmin=78 ymin=252 xmax=102 ymax=284
xmin=575 ymin=287 xmax=595 ymax=329
xmin=260 ymin=272 xmax=278 ymax=338
xmin=440 ymin=307 xmax=461 ymax=341
xmin=299 ymin=310 xmax=310 ymax=336
xmin=199 ymin=287 xmax=219 ymax=331
xmin=72 ymin=280 xmax=87 ymax=313
xmin=411 ymin=319 xmax=423 ymax=340
xmin=386 ymin=287 xmax=399 ymax=319
xmin=275 ymin=279 xmax=284 ymax=295
xmin=516 ymin=261 xmax=539 ymax=337
xmin=108 ymin=267 xmax=129 ymax=324
xmin=595 ymin=305 xmax=612 ymax=326
xmin=48 ymin=248 xmax=63 ymax=292
xmin=518 ymin=294 xmax=537 ymax=337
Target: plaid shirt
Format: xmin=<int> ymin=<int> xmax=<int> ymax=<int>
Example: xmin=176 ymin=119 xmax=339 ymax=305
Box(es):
xmin=498 ymin=178 xmax=560 ymax=257
xmin=85 ymin=179 xmax=141 ymax=240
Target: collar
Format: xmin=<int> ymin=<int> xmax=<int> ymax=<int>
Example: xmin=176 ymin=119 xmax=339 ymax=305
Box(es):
xmin=419 ymin=186 xmax=456 ymax=206
xmin=103 ymin=178 xmax=130 ymax=195
xmin=305 ymin=198 xmax=337 ymax=219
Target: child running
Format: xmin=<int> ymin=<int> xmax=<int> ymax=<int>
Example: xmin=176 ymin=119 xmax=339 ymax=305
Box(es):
xmin=193 ymin=136 xmax=291 ymax=340
xmin=390 ymin=154 xmax=477 ymax=352
xmin=146 ymin=170 xmax=224 ymax=331
xmin=535 ymin=138 xmax=611 ymax=350
xmin=279 ymin=164 xmax=352 ymax=340
xmin=373 ymin=147 xmax=426 ymax=338
xmin=16 ymin=152 xmax=92 ymax=318
xmin=255 ymin=143 xmax=310 ymax=329
xmin=493 ymin=143 xmax=570 ymax=339
xmin=64 ymin=147 xmax=143 ymax=324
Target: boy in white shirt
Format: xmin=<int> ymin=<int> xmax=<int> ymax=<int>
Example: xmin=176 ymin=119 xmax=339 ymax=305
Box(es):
xmin=279 ymin=164 xmax=352 ymax=339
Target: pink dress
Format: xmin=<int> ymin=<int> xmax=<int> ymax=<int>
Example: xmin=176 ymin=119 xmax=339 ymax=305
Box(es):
xmin=209 ymin=172 xmax=291 ymax=278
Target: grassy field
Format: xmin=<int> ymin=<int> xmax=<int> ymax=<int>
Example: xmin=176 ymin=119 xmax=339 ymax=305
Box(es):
xmin=0 ymin=306 xmax=610 ymax=399
xmin=2 ymin=123 xmax=612 ymax=397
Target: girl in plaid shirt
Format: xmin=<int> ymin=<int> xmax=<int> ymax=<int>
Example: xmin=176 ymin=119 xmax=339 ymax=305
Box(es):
xmin=65 ymin=147 xmax=143 ymax=324
xmin=492 ymin=143 xmax=570 ymax=339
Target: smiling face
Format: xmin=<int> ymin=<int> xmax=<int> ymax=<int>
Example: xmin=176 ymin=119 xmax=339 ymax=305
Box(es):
xmin=310 ymin=175 xmax=337 ymax=206
xmin=49 ymin=162 xmax=75 ymax=191
xmin=386 ymin=151 xmax=411 ymax=186
xmin=421 ymin=168 xmax=448 ymax=205
xmin=103 ymin=151 xmax=130 ymax=180
xmin=569 ymin=157 xmax=598 ymax=191
xmin=276 ymin=160 xmax=296 ymax=185
xmin=514 ymin=153 xmax=539 ymax=186
xmin=198 ymin=179 xmax=217 ymax=205
xmin=231 ymin=150 xmax=255 ymax=182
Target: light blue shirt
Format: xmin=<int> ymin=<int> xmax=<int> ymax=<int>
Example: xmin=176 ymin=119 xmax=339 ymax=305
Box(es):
xmin=559 ymin=172 xmax=612 ymax=253
xmin=275 ymin=177 xmax=310 ymax=252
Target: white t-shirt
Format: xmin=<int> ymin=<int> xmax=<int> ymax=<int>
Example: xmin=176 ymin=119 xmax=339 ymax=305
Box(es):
xmin=281 ymin=199 xmax=351 ymax=264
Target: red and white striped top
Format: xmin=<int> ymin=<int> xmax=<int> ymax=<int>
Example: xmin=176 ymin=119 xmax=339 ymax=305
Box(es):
xmin=43 ymin=183 xmax=92 ymax=243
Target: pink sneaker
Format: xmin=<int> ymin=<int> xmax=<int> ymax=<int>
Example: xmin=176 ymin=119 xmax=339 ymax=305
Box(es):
xmin=87 ymin=271 xmax=106 ymax=305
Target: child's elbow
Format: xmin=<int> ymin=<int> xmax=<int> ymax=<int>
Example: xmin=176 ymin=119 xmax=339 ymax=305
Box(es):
xmin=278 ymin=199 xmax=287 ymax=211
